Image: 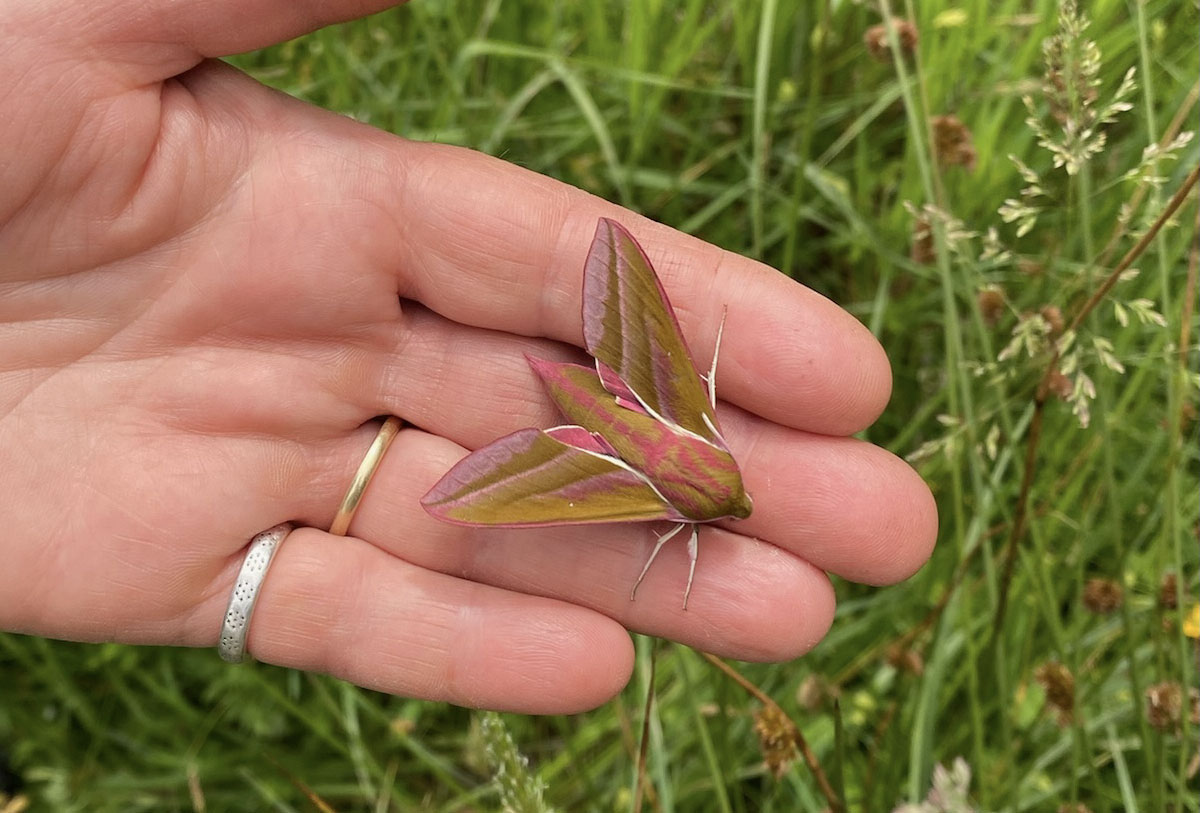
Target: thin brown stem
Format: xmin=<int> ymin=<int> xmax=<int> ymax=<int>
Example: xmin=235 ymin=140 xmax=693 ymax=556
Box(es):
xmin=1068 ymin=164 xmax=1200 ymax=337
xmin=262 ymin=752 xmax=338 ymax=813
xmin=1181 ymin=206 xmax=1199 ymax=368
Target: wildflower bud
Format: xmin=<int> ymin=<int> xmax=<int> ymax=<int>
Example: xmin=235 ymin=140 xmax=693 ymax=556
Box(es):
xmin=1186 ymin=604 xmax=1200 ymax=639
xmin=1159 ymin=572 xmax=1178 ymax=609
xmin=977 ymin=286 xmax=1005 ymax=326
xmin=863 ymin=19 xmax=918 ymax=63
xmin=1040 ymin=304 xmax=1065 ymax=337
xmin=885 ymin=642 xmax=925 ymax=675
xmin=753 ymin=705 xmax=799 ymax=779
xmin=931 ymin=114 xmax=977 ymax=171
xmin=1035 ymin=661 xmax=1075 ymax=723
xmin=1082 ymin=577 xmax=1123 ymax=614
xmin=1145 ymin=681 xmax=1183 ymax=730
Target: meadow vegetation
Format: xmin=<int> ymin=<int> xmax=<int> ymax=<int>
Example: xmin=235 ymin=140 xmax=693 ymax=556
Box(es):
xmin=2 ymin=1 xmax=1197 ymax=810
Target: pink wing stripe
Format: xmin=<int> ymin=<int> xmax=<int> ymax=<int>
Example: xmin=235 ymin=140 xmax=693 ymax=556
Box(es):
xmin=546 ymin=425 xmax=618 ymax=457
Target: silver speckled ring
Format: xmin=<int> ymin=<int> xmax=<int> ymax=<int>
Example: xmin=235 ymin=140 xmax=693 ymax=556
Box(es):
xmin=218 ymin=522 xmax=295 ymax=663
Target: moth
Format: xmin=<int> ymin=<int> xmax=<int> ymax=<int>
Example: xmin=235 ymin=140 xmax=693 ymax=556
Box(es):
xmin=421 ymin=218 xmax=752 ymax=608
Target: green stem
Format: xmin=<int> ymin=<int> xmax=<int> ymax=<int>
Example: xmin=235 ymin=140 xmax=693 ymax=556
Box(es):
xmin=750 ymin=0 xmax=778 ymax=259
xmin=781 ymin=0 xmax=830 ymax=277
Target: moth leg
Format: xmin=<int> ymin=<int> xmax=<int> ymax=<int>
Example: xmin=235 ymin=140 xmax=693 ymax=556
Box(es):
xmin=631 ymin=522 xmax=688 ymax=601
xmin=682 ymin=523 xmax=700 ymax=610
xmin=706 ymin=305 xmax=729 ymax=410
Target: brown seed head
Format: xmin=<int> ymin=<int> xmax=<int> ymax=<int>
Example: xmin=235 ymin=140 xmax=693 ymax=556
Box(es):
xmin=1145 ymin=681 xmax=1183 ymax=730
xmin=1047 ymin=366 xmax=1073 ymax=400
xmin=931 ymin=114 xmax=977 ymax=171
xmin=978 ymin=286 xmax=1006 ymax=326
xmin=1082 ymin=578 xmax=1123 ymax=614
xmin=1159 ymin=572 xmax=1178 ymax=610
xmin=1040 ymin=304 xmax=1065 ymax=337
xmin=864 ymin=19 xmax=918 ymax=63
xmin=1035 ymin=661 xmax=1075 ymax=722
xmin=753 ymin=705 xmax=799 ymax=779
xmin=911 ymin=216 xmax=935 ymax=264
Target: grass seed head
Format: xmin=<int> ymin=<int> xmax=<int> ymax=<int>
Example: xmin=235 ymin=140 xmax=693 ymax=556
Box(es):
xmin=1145 ymin=682 xmax=1183 ymax=730
xmin=753 ymin=705 xmax=799 ymax=779
xmin=932 ymin=115 xmax=978 ymax=171
xmin=475 ymin=712 xmax=556 ymax=813
xmin=893 ymin=757 xmax=977 ymax=813
xmin=1046 ymin=366 xmax=1073 ymax=401
xmin=1158 ymin=572 xmax=1178 ymax=609
xmin=1035 ymin=661 xmax=1075 ymax=723
xmin=912 ymin=216 xmax=935 ymax=264
xmin=1082 ymin=577 xmax=1123 ymax=614
xmin=1039 ymin=305 xmax=1064 ymax=337
xmin=864 ymin=19 xmax=918 ymax=63
xmin=977 ymin=287 xmax=1006 ymax=326
xmin=1028 ymin=0 xmax=1136 ymax=175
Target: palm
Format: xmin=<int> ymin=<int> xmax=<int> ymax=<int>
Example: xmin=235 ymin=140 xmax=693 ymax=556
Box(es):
xmin=0 ymin=3 xmax=936 ymax=713
xmin=4 ymin=58 xmax=402 ymax=633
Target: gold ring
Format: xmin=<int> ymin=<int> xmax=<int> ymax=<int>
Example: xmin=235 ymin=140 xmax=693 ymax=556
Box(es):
xmin=329 ymin=416 xmax=402 ymax=536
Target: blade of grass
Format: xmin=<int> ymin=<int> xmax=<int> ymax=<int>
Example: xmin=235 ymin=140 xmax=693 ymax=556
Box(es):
xmin=750 ymin=0 xmax=778 ymax=258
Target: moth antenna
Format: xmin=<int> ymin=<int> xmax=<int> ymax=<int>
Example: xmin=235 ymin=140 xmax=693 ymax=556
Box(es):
xmin=708 ymin=306 xmax=728 ymax=410
xmin=631 ymin=523 xmax=688 ymax=601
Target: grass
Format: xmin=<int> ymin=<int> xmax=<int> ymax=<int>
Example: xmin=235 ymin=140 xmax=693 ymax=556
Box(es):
xmin=2 ymin=1 xmax=1197 ymax=810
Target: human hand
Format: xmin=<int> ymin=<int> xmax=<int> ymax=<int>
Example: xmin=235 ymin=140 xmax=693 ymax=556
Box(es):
xmin=0 ymin=1 xmax=937 ymax=713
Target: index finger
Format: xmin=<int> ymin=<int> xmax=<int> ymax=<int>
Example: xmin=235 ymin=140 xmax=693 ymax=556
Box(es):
xmin=387 ymin=140 xmax=891 ymax=436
